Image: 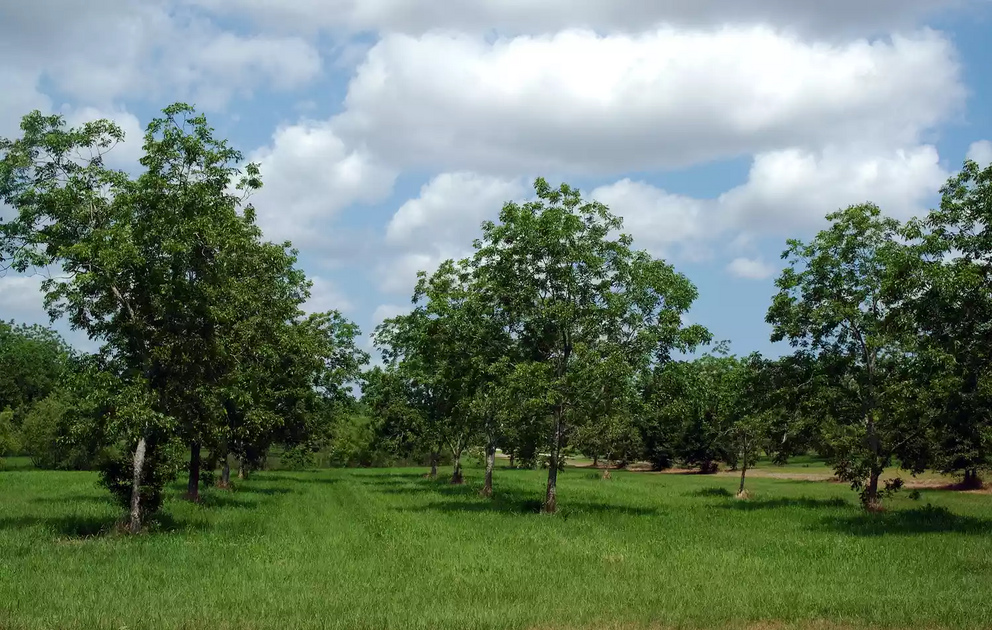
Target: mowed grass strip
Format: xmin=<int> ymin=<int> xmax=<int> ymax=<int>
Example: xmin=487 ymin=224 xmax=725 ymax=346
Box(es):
xmin=1 ymin=465 xmax=990 ymax=630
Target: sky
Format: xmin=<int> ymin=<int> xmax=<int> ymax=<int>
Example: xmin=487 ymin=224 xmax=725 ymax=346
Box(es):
xmin=1 ymin=0 xmax=992 ymax=363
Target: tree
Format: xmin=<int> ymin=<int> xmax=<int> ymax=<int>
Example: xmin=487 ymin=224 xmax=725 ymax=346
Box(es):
xmin=899 ymin=158 xmax=992 ymax=487
xmin=0 ymin=321 xmax=73 ymax=418
xmin=767 ymin=204 xmax=930 ymax=509
xmin=471 ymin=178 xmax=709 ymax=512
xmin=0 ymin=103 xmax=284 ymax=523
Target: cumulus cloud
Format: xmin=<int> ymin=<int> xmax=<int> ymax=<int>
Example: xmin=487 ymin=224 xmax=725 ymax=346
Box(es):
xmin=248 ymin=119 xmax=397 ymax=245
xmin=581 ymin=144 xmax=948 ymax=258
xmin=966 ymin=140 xmax=992 ymax=168
xmin=332 ymin=27 xmax=962 ymax=176
xmin=304 ymin=276 xmax=354 ymax=314
xmin=727 ymin=257 xmax=777 ymax=280
xmin=377 ymin=172 xmax=524 ymax=293
xmin=190 ymin=0 xmax=972 ymax=38
xmin=0 ymin=0 xmax=321 ymax=111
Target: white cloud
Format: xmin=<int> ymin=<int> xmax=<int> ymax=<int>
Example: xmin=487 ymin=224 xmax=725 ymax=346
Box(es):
xmin=727 ymin=257 xmax=777 ymax=280
xmin=248 ymin=119 xmax=397 ymax=245
xmin=332 ymin=27 xmax=962 ymax=176
xmin=377 ymin=172 xmax=523 ymax=293
xmin=590 ymin=179 xmax=710 ymax=259
xmin=0 ymin=274 xmax=48 ymax=323
xmin=588 ymin=143 xmax=949 ymax=257
xmin=304 ymin=276 xmax=353 ymax=314
xmin=190 ymin=0 xmax=971 ymax=38
xmin=61 ymin=106 xmax=145 ymax=170
xmin=966 ymin=140 xmax=992 ymax=168
xmin=0 ymin=1 xmax=321 ymax=111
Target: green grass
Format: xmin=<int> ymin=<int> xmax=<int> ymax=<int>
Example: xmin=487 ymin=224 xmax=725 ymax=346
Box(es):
xmin=1 ymin=465 xmax=991 ymax=630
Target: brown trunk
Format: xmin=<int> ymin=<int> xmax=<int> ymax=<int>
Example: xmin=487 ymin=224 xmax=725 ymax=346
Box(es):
xmin=543 ymin=410 xmax=563 ymax=514
xmin=481 ymin=440 xmax=496 ymax=497
xmin=450 ymin=449 xmax=464 ymax=484
xmin=593 ymin=455 xmax=599 ymax=467
xmin=429 ymin=449 xmax=439 ymax=480
xmin=508 ymin=453 xmax=515 ymax=468
xmin=737 ymin=441 xmax=748 ymax=497
xmin=962 ymin=468 xmax=983 ymax=489
xmin=864 ymin=469 xmax=881 ymax=510
xmin=186 ymin=442 xmax=201 ymax=501
xmin=219 ymin=456 xmax=231 ymax=489
xmin=128 ymin=436 xmax=147 ymax=534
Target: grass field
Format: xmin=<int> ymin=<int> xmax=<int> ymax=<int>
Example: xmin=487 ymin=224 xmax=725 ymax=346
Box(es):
xmin=1 ymin=462 xmax=991 ymax=630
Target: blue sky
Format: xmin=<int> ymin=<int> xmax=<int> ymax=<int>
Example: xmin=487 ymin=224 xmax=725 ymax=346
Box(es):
xmin=1 ymin=0 xmax=991 ymax=362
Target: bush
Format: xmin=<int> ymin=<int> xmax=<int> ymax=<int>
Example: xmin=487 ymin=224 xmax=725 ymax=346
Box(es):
xmin=98 ymin=435 xmax=184 ymax=522
xmin=0 ymin=408 xmax=19 ymax=458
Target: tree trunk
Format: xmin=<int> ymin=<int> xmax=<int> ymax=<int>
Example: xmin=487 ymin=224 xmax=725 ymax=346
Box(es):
xmin=450 ymin=448 xmax=464 ymax=484
xmin=543 ymin=410 xmax=563 ymax=514
xmin=737 ymin=440 xmax=748 ymax=498
xmin=428 ymin=449 xmax=439 ymax=480
xmin=238 ymin=461 xmax=245 ymax=479
xmin=961 ymin=468 xmax=983 ymax=489
xmin=219 ymin=456 xmax=231 ymax=489
xmin=593 ymin=455 xmax=598 ymax=467
xmin=863 ymin=469 xmax=881 ymax=510
xmin=128 ymin=436 xmax=147 ymax=534
xmin=481 ymin=439 xmax=496 ymax=497
xmin=186 ymin=442 xmax=201 ymax=501
xmin=509 ymin=453 xmax=515 ymax=469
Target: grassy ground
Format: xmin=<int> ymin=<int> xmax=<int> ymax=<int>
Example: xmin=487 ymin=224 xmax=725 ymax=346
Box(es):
xmin=1 ymin=463 xmax=990 ymax=630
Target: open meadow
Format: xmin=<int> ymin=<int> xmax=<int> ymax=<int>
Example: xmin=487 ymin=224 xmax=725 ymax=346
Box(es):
xmin=2 ymin=462 xmax=990 ymax=630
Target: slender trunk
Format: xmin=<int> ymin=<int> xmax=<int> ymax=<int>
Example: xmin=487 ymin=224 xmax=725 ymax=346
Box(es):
xmin=238 ymin=461 xmax=245 ymax=479
xmin=543 ymin=410 xmax=563 ymax=514
xmin=428 ymin=449 xmax=439 ymax=480
xmin=450 ymin=448 xmax=464 ymax=484
xmin=864 ymin=469 xmax=881 ymax=510
xmin=963 ymin=468 xmax=983 ymax=489
xmin=220 ymin=456 xmax=231 ymax=489
xmin=186 ymin=442 xmax=201 ymax=501
xmin=593 ymin=455 xmax=598 ymax=467
xmin=737 ymin=443 xmax=748 ymax=497
xmin=509 ymin=453 xmax=515 ymax=469
xmin=481 ymin=439 xmax=496 ymax=497
xmin=128 ymin=436 xmax=147 ymax=534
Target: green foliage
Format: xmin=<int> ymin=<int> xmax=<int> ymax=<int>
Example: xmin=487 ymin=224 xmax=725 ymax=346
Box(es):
xmin=0 ymin=408 xmax=17 ymax=458
xmin=767 ymin=203 xmax=931 ymax=508
xmin=0 ymin=321 xmax=72 ymax=419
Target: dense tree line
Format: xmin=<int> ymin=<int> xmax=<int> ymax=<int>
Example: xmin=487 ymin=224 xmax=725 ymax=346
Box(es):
xmin=2 ymin=103 xmax=990 ymax=526
xmin=364 ymin=164 xmax=992 ymax=512
xmin=0 ymin=104 xmax=367 ymax=530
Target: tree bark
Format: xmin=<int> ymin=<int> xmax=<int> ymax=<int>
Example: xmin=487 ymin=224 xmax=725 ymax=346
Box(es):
xmin=963 ymin=468 xmax=983 ymax=489
xmin=593 ymin=455 xmax=598 ymax=467
xmin=220 ymin=456 xmax=231 ymax=489
xmin=128 ymin=436 xmax=147 ymax=534
xmin=508 ymin=453 xmax=515 ymax=469
xmin=543 ymin=410 xmax=563 ymax=513
xmin=864 ymin=469 xmax=881 ymax=510
xmin=737 ymin=439 xmax=748 ymax=497
xmin=186 ymin=442 xmax=201 ymax=501
xmin=428 ymin=449 xmax=439 ymax=480
xmin=481 ymin=439 xmax=496 ymax=497
xmin=450 ymin=449 xmax=464 ymax=484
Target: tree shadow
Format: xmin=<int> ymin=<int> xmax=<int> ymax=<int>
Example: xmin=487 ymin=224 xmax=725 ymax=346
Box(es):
xmin=234 ymin=485 xmax=295 ymax=496
xmin=30 ymin=494 xmax=114 ymax=505
xmin=0 ymin=512 xmax=210 ymax=538
xmin=819 ymin=504 xmax=992 ymax=536
xmin=689 ymin=487 xmax=734 ymax=498
xmin=721 ymin=497 xmax=849 ymax=511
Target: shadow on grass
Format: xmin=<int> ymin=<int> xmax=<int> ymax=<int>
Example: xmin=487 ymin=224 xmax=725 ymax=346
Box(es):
xmin=0 ymin=512 xmax=210 ymax=538
xmin=30 ymin=493 xmax=114 ymax=505
xmin=820 ymin=504 xmax=992 ymax=536
xmin=689 ymin=487 xmax=734 ymax=498
xmin=722 ymin=497 xmax=849 ymax=511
